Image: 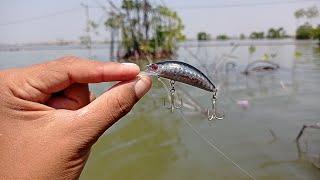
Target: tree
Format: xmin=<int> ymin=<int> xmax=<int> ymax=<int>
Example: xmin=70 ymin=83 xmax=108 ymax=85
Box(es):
xmin=314 ymin=26 xmax=320 ymax=46
xmin=249 ymin=32 xmax=264 ymax=39
xmin=296 ymin=23 xmax=314 ymax=39
xmin=294 ymin=9 xmax=305 ymax=19
xmin=240 ymin=34 xmax=246 ymax=40
xmin=294 ymin=6 xmax=319 ymax=42
xmin=197 ymin=32 xmax=211 ymax=41
xmin=313 ymin=25 xmax=320 ymax=41
xmin=267 ymin=27 xmax=286 ymax=39
xmin=79 ymin=36 xmax=92 ymax=48
xmin=101 ymin=0 xmax=185 ymax=60
xmin=305 ymin=6 xmax=319 ymax=19
xmin=216 ymin=34 xmax=229 ymax=40
xmin=294 ymin=6 xmax=319 ymax=25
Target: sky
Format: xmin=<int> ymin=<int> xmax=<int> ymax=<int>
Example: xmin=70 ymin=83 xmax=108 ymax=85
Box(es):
xmin=0 ymin=0 xmax=319 ymax=44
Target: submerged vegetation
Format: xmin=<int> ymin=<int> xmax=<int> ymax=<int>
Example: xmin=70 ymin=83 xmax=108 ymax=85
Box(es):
xmin=101 ymin=0 xmax=185 ymax=61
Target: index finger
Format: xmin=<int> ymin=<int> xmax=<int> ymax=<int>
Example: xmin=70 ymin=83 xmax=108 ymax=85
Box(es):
xmin=14 ymin=56 xmax=140 ymax=100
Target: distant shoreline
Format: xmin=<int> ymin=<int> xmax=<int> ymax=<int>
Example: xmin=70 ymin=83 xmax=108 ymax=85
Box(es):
xmin=0 ymin=39 xmax=318 ymax=52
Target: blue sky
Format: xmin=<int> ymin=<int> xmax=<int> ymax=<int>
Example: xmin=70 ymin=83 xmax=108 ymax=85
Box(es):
xmin=0 ymin=0 xmax=319 ymax=44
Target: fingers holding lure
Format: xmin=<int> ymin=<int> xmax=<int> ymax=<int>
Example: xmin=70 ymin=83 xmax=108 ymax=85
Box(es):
xmin=145 ymin=60 xmax=224 ymax=120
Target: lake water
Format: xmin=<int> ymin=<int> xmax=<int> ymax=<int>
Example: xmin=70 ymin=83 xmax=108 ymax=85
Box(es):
xmin=1 ymin=40 xmax=319 ymax=180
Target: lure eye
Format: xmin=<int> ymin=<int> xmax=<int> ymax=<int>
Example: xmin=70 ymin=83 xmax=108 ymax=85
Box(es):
xmin=151 ymin=64 xmax=158 ymax=71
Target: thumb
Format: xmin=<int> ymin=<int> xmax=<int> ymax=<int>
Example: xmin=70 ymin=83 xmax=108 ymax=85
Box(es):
xmin=72 ymin=74 xmax=152 ymax=139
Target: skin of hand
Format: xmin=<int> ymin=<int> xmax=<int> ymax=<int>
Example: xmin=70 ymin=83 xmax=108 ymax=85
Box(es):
xmin=0 ymin=56 xmax=152 ymax=179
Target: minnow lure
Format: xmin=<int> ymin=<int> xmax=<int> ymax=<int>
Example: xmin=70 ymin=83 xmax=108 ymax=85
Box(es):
xmin=146 ymin=60 xmax=224 ymax=120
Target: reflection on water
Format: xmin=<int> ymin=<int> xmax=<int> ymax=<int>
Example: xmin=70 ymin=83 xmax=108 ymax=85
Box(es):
xmin=0 ymin=40 xmax=319 ymax=179
xmin=81 ymin=107 xmax=186 ymax=180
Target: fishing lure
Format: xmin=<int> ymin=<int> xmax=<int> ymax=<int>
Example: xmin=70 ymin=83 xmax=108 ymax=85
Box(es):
xmin=146 ymin=60 xmax=224 ymax=120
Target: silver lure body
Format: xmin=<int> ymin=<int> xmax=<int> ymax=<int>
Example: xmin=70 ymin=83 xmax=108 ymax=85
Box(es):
xmin=146 ymin=60 xmax=215 ymax=92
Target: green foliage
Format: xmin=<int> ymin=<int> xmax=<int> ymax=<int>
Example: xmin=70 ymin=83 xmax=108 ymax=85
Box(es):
xmin=216 ymin=34 xmax=229 ymax=40
xmin=152 ymin=6 xmax=186 ymax=51
xmin=294 ymin=6 xmax=320 ymax=42
xmin=296 ymin=23 xmax=315 ymax=39
xmin=79 ymin=36 xmax=92 ymax=48
xmin=197 ymin=32 xmax=211 ymax=41
xmin=249 ymin=32 xmax=264 ymax=39
xmin=104 ymin=13 xmax=122 ymax=29
xmin=104 ymin=0 xmax=185 ymax=60
xmin=294 ymin=6 xmax=319 ymax=19
xmin=294 ymin=5 xmax=320 ymax=42
xmin=313 ymin=25 xmax=320 ymax=40
xmin=305 ymin=6 xmax=319 ymax=19
xmin=121 ymin=0 xmax=135 ymax=10
xmin=266 ymin=27 xmax=287 ymax=39
xmin=294 ymin=9 xmax=305 ymax=19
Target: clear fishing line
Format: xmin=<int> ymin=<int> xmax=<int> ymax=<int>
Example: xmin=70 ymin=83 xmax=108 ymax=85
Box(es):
xmin=178 ymin=111 xmax=256 ymax=180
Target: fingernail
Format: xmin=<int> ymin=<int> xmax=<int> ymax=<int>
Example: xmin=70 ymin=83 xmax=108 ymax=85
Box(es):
xmin=135 ymin=75 xmax=151 ymax=99
xmin=121 ymin=63 xmax=140 ymax=71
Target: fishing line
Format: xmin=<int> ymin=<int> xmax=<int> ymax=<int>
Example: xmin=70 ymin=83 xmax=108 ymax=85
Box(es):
xmin=155 ymin=76 xmax=173 ymax=101
xmin=178 ymin=111 xmax=257 ymax=180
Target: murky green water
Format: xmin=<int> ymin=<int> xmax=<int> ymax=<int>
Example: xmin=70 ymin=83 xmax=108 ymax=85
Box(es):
xmin=1 ymin=40 xmax=319 ymax=179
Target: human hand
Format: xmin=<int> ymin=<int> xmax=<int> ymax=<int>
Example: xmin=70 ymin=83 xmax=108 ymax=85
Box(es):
xmin=0 ymin=56 xmax=152 ymax=179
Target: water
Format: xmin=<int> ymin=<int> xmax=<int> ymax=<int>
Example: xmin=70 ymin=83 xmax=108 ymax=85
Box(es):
xmin=0 ymin=40 xmax=319 ymax=179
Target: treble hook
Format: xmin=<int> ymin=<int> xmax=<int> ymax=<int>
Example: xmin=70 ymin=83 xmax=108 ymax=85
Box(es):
xmin=207 ymin=90 xmax=224 ymax=121
xmin=164 ymin=80 xmax=183 ymax=112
